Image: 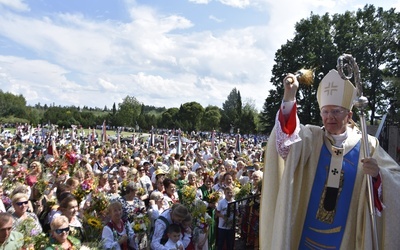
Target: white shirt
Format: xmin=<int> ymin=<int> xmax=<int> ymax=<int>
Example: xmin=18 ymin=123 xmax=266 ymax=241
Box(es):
xmin=151 ymin=209 xmax=191 ymax=250
xmin=164 ymin=238 xmax=184 ymax=250
xmin=217 ymin=198 xmax=235 ymax=229
xmin=102 ymin=222 xmax=137 ymax=250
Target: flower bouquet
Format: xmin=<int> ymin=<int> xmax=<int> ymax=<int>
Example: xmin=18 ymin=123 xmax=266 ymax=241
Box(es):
xmin=180 ymin=185 xmax=197 ymax=207
xmin=16 ymin=217 xmax=48 ymax=249
xmin=131 ymin=213 xmax=151 ymax=234
xmin=82 ymin=213 xmax=104 ymax=246
xmin=207 ymin=191 xmax=221 ymax=204
xmin=73 ymin=179 xmax=94 ymax=204
xmin=235 ymin=182 xmax=251 ymax=201
xmin=120 ymin=179 xmax=129 ymax=196
xmin=32 ymin=178 xmax=50 ymax=200
xmin=87 ymin=191 xmax=110 ymax=218
xmin=54 ymin=159 xmax=70 ymax=177
xmin=1 ymin=177 xmax=15 ymax=196
xmin=192 ymin=200 xmax=213 ymax=246
xmin=131 ymin=213 xmax=151 ymax=249
xmin=137 ymin=187 xmax=146 ymax=197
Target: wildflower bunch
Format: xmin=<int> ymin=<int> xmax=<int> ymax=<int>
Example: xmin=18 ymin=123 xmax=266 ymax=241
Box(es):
xmin=54 ymin=159 xmax=70 ymax=177
xmin=82 ymin=213 xmax=104 ymax=243
xmin=15 ymin=217 xmax=45 ymax=248
xmin=120 ymin=179 xmax=129 ymax=196
xmin=130 ymin=213 xmax=151 ymax=234
xmin=87 ymin=191 xmax=109 ymax=217
xmin=33 ymin=178 xmax=49 ymax=200
xmin=207 ymin=191 xmax=221 ymax=204
xmin=1 ymin=177 xmax=15 ymax=196
xmin=234 ymin=182 xmax=251 ymax=201
xmin=73 ymin=179 xmax=94 ymax=204
xmin=180 ymin=185 xmax=197 ymax=207
xmin=192 ymin=200 xmax=213 ymax=241
xmin=137 ymin=187 xmax=146 ymax=197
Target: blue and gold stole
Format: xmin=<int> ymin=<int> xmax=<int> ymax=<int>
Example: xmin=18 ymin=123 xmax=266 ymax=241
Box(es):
xmin=299 ymin=141 xmax=360 ymax=249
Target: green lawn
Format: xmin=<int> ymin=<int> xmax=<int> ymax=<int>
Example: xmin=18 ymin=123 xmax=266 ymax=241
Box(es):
xmin=2 ymin=127 xmax=149 ymax=140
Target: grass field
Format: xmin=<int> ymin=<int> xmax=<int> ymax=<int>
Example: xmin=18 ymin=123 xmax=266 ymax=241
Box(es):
xmin=1 ymin=127 xmax=150 ymax=141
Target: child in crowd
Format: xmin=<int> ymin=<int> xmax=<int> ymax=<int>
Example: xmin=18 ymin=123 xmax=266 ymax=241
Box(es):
xmin=163 ymin=223 xmax=184 ymax=250
xmin=216 ymin=186 xmax=236 ymax=250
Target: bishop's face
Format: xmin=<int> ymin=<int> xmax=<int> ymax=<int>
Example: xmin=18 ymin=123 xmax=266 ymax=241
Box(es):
xmin=320 ymin=105 xmax=352 ymax=135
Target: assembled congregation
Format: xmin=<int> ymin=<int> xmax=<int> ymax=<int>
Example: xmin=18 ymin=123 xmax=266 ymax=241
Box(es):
xmin=0 ymin=126 xmax=265 ymax=250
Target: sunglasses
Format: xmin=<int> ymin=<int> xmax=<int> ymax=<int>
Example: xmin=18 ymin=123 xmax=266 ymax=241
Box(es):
xmin=55 ymin=227 xmax=70 ymax=234
xmin=16 ymin=201 xmax=29 ymax=206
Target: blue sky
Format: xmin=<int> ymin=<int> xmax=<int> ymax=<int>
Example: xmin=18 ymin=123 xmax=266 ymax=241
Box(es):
xmin=0 ymin=0 xmax=399 ymax=111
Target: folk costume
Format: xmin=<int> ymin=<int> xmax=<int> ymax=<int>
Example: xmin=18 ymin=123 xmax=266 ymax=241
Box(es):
xmin=259 ymin=70 xmax=400 ymax=249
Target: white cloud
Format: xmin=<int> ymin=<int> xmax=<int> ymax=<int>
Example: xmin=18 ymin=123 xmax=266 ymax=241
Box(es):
xmin=0 ymin=0 xmax=29 ymax=12
xmin=218 ymin=0 xmax=251 ymax=8
xmin=98 ymin=78 xmax=118 ymax=91
xmin=209 ymin=15 xmax=224 ymax=22
xmin=188 ymin=0 xmax=212 ymax=4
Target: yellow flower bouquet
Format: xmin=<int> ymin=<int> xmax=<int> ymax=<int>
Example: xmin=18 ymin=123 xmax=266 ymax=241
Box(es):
xmin=82 ymin=213 xmax=104 ymax=245
xmin=181 ymin=185 xmax=197 ymax=207
xmin=130 ymin=213 xmax=151 ymax=234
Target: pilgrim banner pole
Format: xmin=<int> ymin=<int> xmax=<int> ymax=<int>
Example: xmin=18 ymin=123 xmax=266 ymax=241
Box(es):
xmin=337 ymin=54 xmax=379 ymax=250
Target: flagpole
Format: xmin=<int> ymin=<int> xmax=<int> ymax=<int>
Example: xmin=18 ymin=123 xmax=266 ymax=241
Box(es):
xmin=177 ymin=129 xmax=182 ymax=156
xmin=236 ymin=129 xmax=241 ymax=155
xmin=211 ymin=130 xmax=215 ymax=154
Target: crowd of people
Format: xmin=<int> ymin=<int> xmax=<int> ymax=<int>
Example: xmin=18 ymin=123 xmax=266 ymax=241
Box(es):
xmin=0 ymin=126 xmax=265 ymax=249
xmin=3 ymin=64 xmax=400 ymax=250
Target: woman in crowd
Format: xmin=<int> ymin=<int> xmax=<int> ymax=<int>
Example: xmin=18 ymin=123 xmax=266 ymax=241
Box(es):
xmin=102 ymin=201 xmax=137 ymax=250
xmin=96 ymin=173 xmax=110 ymax=192
xmin=154 ymin=177 xmax=165 ymax=194
xmin=65 ymin=177 xmax=80 ymax=192
xmin=45 ymin=215 xmax=81 ymax=249
xmin=107 ymin=176 xmax=121 ymax=201
xmin=147 ymin=191 xmax=165 ymax=230
xmin=11 ymin=192 xmax=42 ymax=235
xmin=163 ymin=178 xmax=179 ymax=209
xmin=25 ymin=161 xmax=42 ymax=187
xmin=176 ymin=166 xmax=189 ymax=190
xmin=187 ymin=172 xmax=200 ymax=189
xmin=53 ymin=193 xmax=84 ymax=242
xmin=8 ymin=184 xmax=34 ymax=214
xmin=93 ymin=153 xmax=106 ymax=175
xmin=117 ymin=181 xmax=145 ymax=223
xmin=138 ymin=165 xmax=153 ymax=195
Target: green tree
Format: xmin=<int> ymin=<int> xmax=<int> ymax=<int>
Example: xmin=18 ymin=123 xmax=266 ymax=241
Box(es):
xmin=115 ymin=96 xmax=141 ymax=127
xmin=178 ymin=102 xmax=204 ymax=131
xmin=240 ymin=99 xmax=257 ymax=134
xmin=221 ymin=88 xmax=242 ymax=133
xmin=384 ymin=76 xmax=400 ymax=125
xmin=0 ymin=91 xmax=28 ymax=119
xmin=161 ymin=108 xmax=180 ymax=128
xmin=112 ymin=103 xmax=117 ymax=115
xmin=200 ymin=105 xmax=221 ymax=131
